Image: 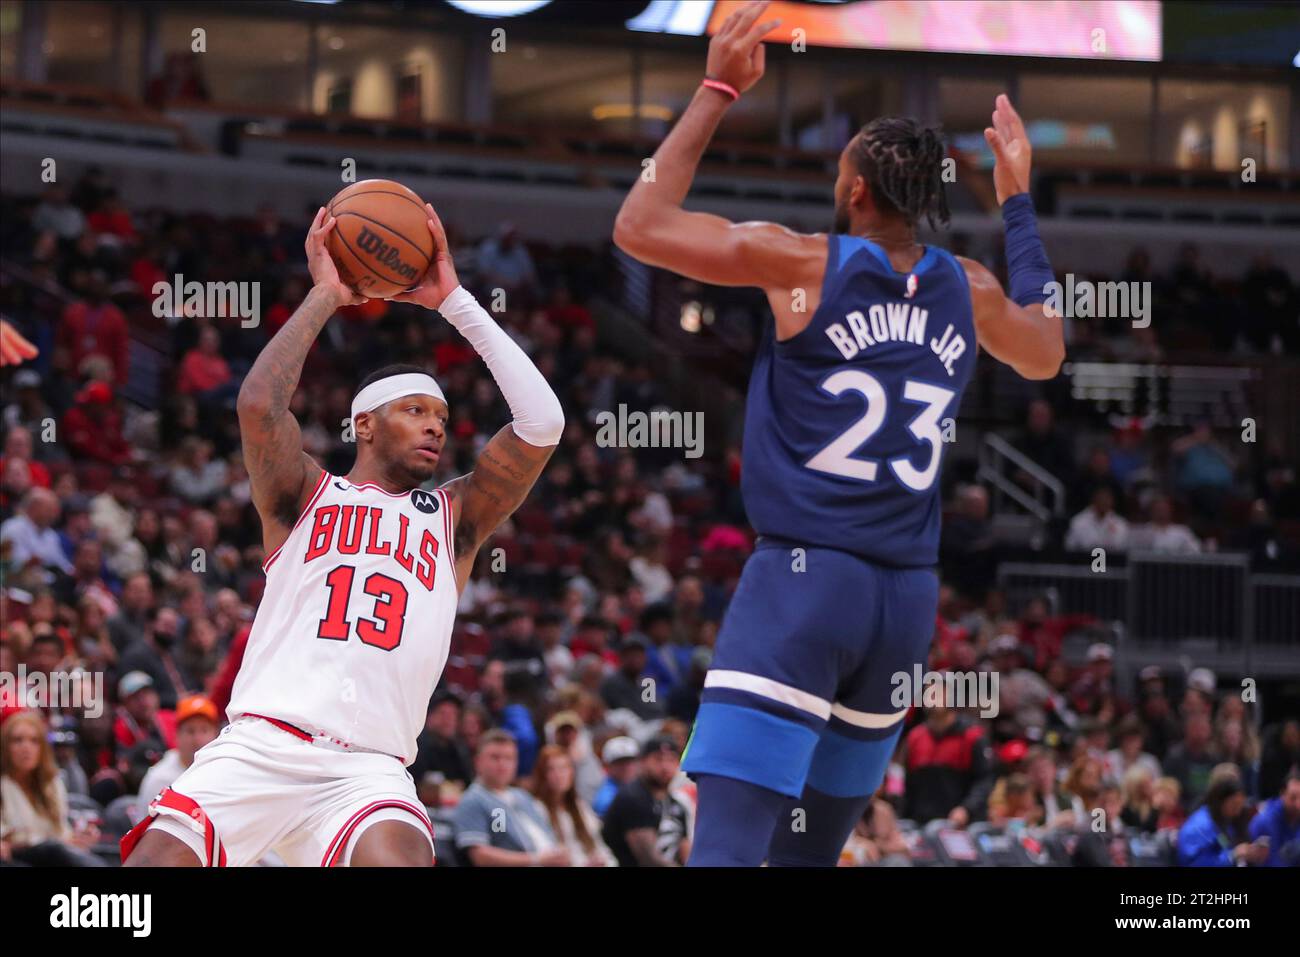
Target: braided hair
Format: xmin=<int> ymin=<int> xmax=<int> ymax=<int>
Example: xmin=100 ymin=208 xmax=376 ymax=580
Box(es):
xmin=851 ymin=117 xmax=950 ymax=231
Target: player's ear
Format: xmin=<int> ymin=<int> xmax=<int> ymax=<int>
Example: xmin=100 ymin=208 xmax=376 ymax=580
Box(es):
xmin=354 ymin=410 xmax=374 ymax=443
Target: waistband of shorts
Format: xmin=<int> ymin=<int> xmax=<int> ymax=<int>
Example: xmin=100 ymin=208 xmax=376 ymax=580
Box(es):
xmin=236 ymin=712 xmax=405 ymax=763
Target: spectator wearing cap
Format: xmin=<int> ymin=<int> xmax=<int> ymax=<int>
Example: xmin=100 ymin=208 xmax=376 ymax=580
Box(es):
xmin=1065 ymin=486 xmax=1130 ymax=553
xmin=1025 ymin=745 xmax=1083 ymax=828
xmin=592 ymin=735 xmax=641 ymax=817
xmin=600 ymin=636 xmax=664 ymax=722
xmin=452 ymin=729 xmax=569 ymax=867
xmin=666 ymin=646 xmax=711 ymax=723
xmin=117 ymin=606 xmax=193 ymax=711
xmin=1164 ymin=712 xmax=1219 ymax=812
xmin=0 ymin=710 xmax=105 ymax=867
xmin=409 ymin=691 xmax=473 ymax=805
xmin=601 ymin=736 xmax=691 ymax=867
xmin=1069 ymin=643 xmax=1118 ymax=717
xmin=530 ymin=745 xmax=617 ymax=866
xmin=136 ymin=694 xmax=220 ymax=804
xmin=1182 ymin=667 xmax=1217 ymax=718
xmin=1177 ymin=766 xmax=1267 ymax=866
xmin=112 ymin=671 xmax=176 ymax=754
xmin=1 ymin=488 xmax=73 ymax=575
xmin=62 ymin=381 xmax=131 ymax=466
xmin=1247 ymin=769 xmax=1300 ymax=867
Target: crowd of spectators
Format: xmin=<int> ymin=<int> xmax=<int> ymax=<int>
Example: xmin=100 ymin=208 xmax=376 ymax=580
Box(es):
xmin=1 ymin=171 xmax=1296 ymax=867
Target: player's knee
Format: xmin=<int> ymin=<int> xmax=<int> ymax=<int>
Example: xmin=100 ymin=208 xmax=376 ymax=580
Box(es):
xmin=349 ymin=821 xmax=434 ymax=867
xmin=122 ymin=827 xmax=202 ymax=867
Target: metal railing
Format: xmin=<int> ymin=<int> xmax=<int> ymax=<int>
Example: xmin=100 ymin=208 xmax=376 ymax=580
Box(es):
xmin=997 ymin=554 xmax=1300 ymax=677
xmin=977 ymin=433 xmax=1067 ymax=526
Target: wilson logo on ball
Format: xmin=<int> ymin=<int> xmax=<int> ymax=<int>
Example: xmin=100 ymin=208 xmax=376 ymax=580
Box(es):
xmin=355 ymin=226 xmax=420 ymax=283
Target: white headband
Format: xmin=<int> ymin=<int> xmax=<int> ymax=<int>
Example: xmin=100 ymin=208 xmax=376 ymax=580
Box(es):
xmin=350 ymin=372 xmax=446 ymax=424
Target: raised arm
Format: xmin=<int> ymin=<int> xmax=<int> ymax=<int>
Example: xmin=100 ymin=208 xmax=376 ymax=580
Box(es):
xmin=390 ymin=206 xmax=564 ymax=590
xmin=967 ymin=95 xmax=1065 ymax=381
xmin=236 ymin=207 xmax=364 ymax=553
xmin=611 ymin=2 xmax=821 ymax=307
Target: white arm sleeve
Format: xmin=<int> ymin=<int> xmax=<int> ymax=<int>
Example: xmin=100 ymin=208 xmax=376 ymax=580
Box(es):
xmin=437 ymin=286 xmax=565 ymax=447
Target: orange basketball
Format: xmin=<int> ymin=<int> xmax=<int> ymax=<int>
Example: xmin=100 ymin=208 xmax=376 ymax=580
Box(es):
xmin=326 ymin=179 xmax=433 ymax=298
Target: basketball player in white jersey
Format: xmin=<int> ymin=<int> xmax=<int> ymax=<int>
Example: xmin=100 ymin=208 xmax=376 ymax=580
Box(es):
xmin=122 ymin=205 xmax=564 ymax=866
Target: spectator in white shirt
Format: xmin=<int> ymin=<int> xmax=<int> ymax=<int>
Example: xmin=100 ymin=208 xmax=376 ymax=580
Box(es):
xmin=1 ymin=487 xmax=73 ymax=574
xmin=137 ymin=695 xmax=220 ymax=803
xmin=1129 ymin=494 xmax=1201 ymax=554
xmin=1065 ymin=486 xmax=1130 ymax=553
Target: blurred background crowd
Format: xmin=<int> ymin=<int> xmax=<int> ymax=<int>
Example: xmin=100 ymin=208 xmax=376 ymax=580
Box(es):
xmin=1 ymin=166 xmax=1297 ymax=868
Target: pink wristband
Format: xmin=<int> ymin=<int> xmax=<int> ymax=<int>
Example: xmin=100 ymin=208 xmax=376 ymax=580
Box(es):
xmin=701 ymin=78 xmax=739 ymax=101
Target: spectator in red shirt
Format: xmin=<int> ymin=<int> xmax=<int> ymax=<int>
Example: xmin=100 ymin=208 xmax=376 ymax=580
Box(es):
xmin=542 ymin=284 xmax=594 ymax=334
xmin=176 ymin=326 xmax=233 ymax=397
xmin=86 ymin=190 xmax=137 ymax=242
xmin=62 ymin=381 xmax=132 ymax=466
xmin=56 ymin=273 xmax=129 ymax=387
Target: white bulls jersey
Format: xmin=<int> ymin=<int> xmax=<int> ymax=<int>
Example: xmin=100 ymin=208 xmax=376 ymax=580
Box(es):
xmin=227 ymin=471 xmax=459 ymax=763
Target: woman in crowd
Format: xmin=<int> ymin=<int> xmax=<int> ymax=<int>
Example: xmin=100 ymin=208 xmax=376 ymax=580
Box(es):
xmin=0 ymin=710 xmax=105 ymax=866
xmin=529 ymin=744 xmax=616 ymax=866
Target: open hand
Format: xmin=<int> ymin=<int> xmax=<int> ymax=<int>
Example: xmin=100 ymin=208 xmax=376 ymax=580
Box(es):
xmin=305 ymin=206 xmax=367 ymax=307
xmin=984 ymin=94 xmax=1032 ymax=205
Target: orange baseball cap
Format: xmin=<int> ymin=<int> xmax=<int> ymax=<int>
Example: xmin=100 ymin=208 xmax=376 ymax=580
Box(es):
xmin=175 ymin=695 xmax=219 ymax=726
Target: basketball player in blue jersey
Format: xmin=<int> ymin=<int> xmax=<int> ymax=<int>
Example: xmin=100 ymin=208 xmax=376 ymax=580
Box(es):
xmin=613 ymin=1 xmax=1064 ymax=866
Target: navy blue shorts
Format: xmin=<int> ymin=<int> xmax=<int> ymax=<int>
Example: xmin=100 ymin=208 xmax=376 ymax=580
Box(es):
xmin=681 ymin=542 xmax=938 ymax=798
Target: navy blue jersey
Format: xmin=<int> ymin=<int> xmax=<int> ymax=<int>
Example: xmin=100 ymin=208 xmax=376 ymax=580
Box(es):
xmin=740 ymin=234 xmax=977 ymax=568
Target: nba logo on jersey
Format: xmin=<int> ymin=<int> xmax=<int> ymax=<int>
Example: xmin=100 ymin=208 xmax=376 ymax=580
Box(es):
xmin=410 ymin=489 xmax=440 ymax=514
xmin=904 ymin=272 xmax=919 ymax=298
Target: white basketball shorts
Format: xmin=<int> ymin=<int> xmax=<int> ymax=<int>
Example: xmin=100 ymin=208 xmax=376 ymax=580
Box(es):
xmin=121 ymin=715 xmax=434 ymax=867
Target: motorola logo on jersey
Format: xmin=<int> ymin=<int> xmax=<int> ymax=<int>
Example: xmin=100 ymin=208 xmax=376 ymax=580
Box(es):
xmin=411 ymin=489 xmax=440 ymax=514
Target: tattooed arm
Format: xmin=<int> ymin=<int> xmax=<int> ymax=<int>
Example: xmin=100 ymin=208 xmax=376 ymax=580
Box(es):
xmin=236 ymin=208 xmax=364 ymax=555
xmin=441 ymin=429 xmax=556 ymax=590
